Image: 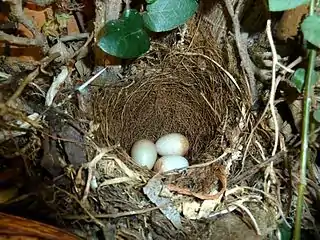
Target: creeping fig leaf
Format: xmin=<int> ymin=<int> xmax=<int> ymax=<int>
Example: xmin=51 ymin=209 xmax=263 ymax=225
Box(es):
xmin=98 ymin=9 xmax=150 ymax=59
xmin=142 ymin=0 xmax=198 ymax=32
xmin=268 ymin=0 xmax=309 ymax=11
xmin=301 ymin=15 xmax=320 ymax=48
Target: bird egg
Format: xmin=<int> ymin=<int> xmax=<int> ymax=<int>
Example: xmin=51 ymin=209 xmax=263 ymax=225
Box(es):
xmin=155 ymin=133 xmax=189 ymax=156
xmin=131 ymin=139 xmax=157 ymax=169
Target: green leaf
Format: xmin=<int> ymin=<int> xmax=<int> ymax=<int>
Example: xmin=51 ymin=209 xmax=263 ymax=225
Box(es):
xmin=278 ymin=221 xmax=292 ymax=240
xmin=98 ymin=9 xmax=150 ymax=59
xmin=301 ymin=15 xmax=320 ymax=48
xmin=314 ymin=108 xmax=320 ymax=122
xmin=268 ymin=0 xmax=309 ymax=11
xmin=292 ymin=68 xmax=306 ymax=92
xmin=291 ymin=68 xmax=318 ymax=93
xmin=142 ymin=0 xmax=198 ymax=32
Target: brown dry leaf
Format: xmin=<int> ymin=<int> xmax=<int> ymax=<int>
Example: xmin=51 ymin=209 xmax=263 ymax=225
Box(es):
xmin=276 ymin=4 xmax=309 ymax=41
xmin=60 ymin=124 xmax=86 ymax=167
xmin=166 ymin=165 xmax=227 ymax=200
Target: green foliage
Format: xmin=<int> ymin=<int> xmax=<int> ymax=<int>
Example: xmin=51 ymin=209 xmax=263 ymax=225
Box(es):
xmin=98 ymin=0 xmax=198 ymax=59
xmin=313 ymin=108 xmax=320 ymax=122
xmin=268 ymin=0 xmax=310 ymax=11
xmin=291 ymin=68 xmax=318 ymax=93
xmin=278 ymin=221 xmax=292 ymax=240
xmin=142 ymin=0 xmax=198 ymax=32
xmin=98 ymin=9 xmax=150 ymax=59
xmin=301 ymin=15 xmax=320 ymax=48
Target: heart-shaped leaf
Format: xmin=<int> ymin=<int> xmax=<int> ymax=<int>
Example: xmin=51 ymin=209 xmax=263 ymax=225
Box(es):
xmin=268 ymin=0 xmax=309 ymax=11
xmin=98 ymin=9 xmax=150 ymax=59
xmin=142 ymin=0 xmax=198 ymax=32
xmin=301 ymin=15 xmax=320 ymax=48
xmin=291 ymin=68 xmax=319 ymax=93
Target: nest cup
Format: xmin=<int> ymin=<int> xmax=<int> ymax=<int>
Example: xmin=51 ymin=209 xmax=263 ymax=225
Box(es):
xmin=92 ymin=26 xmax=244 ymax=164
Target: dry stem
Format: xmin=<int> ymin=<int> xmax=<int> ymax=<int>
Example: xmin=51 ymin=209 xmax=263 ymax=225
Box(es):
xmin=223 ymin=0 xmax=257 ymax=104
xmin=6 ymin=52 xmax=60 ymax=106
xmin=4 ymin=0 xmax=48 ymax=51
xmin=62 ymin=206 xmax=160 ymax=220
xmin=81 ymin=145 xmax=119 ymax=203
xmin=0 ymin=30 xmax=42 ymax=46
xmin=55 ymin=186 xmax=105 ymax=228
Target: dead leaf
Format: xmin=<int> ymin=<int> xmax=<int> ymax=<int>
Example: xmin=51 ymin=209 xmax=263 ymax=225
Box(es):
xmin=48 ymin=41 xmax=70 ymax=63
xmin=60 ymin=124 xmax=86 ymax=167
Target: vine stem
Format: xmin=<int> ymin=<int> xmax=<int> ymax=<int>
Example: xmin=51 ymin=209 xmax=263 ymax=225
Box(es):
xmin=293 ymin=0 xmax=316 ymax=239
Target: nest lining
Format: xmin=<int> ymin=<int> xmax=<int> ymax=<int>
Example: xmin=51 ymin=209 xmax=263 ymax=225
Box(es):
xmin=92 ymin=45 xmax=243 ymax=163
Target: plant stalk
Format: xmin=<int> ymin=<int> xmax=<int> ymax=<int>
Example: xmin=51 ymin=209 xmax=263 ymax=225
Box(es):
xmin=293 ymin=1 xmax=316 ymax=238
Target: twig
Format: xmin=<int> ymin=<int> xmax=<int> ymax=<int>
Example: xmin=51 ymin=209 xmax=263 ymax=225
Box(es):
xmin=230 ymin=186 xmax=291 ymax=228
xmin=167 ymin=184 xmax=225 ymax=200
xmin=60 ymin=33 xmax=90 ymax=42
xmin=189 ymin=151 xmax=229 ymax=169
xmin=241 ymin=20 xmax=284 ymax=169
xmin=107 ymin=154 xmax=139 ymax=179
xmin=99 ymin=177 xmax=134 ymax=187
xmin=233 ymin=202 xmax=261 ymax=235
xmin=277 ymin=62 xmax=294 ymax=74
xmin=0 ymin=30 xmax=42 ymax=46
xmin=223 ymin=0 xmax=256 ymax=103
xmin=229 ymin=151 xmax=285 ymax=186
xmin=173 ymin=51 xmax=241 ymax=92
xmin=0 ymin=53 xmax=59 ymax=132
xmin=62 ymin=206 xmax=160 ymax=220
xmin=71 ymin=32 xmax=94 ymax=59
xmin=266 ymin=20 xmax=280 ymax=157
xmin=200 ymin=92 xmax=222 ymax=122
xmin=55 ymin=186 xmax=105 ymax=228
xmin=81 ymin=145 xmax=119 ymax=202
xmin=6 ymin=53 xmax=60 ymax=105
xmin=5 ymin=0 xmax=47 ymax=51
xmin=0 ymin=103 xmax=41 ymax=128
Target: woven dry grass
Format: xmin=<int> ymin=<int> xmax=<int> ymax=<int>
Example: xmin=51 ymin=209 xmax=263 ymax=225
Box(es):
xmin=91 ymin=19 xmax=247 ymax=163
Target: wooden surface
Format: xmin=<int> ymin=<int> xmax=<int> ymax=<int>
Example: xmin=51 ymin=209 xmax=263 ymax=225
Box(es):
xmin=0 ymin=213 xmax=80 ymax=240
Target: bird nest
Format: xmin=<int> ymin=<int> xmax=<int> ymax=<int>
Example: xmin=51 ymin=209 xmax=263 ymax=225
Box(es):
xmin=62 ymin=21 xmax=271 ymax=239
xmin=92 ymin=41 xmax=245 ymax=163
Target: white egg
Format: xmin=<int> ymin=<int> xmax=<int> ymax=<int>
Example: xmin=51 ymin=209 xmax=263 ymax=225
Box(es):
xmin=155 ymin=133 xmax=189 ymax=156
xmin=131 ymin=139 xmax=158 ymax=169
xmin=153 ymin=155 xmax=189 ymax=173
